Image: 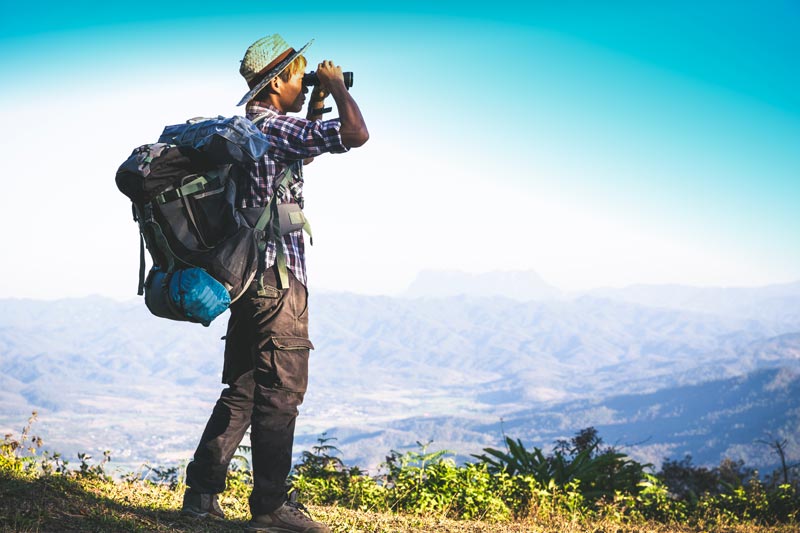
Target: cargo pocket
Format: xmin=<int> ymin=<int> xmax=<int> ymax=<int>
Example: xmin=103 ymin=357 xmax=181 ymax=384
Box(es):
xmin=267 ymin=336 xmax=314 ymax=393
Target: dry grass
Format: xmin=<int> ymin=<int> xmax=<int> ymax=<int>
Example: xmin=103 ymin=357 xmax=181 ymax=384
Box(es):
xmin=312 ymin=505 xmax=799 ymax=533
xmin=1 ymin=466 xmax=796 ymax=533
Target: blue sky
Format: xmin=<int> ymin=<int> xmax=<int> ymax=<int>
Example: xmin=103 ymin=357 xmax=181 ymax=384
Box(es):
xmin=1 ymin=1 xmax=798 ymax=298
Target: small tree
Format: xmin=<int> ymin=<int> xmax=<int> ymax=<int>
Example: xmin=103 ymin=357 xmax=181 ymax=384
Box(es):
xmin=658 ymin=455 xmax=719 ymax=500
xmin=759 ymin=437 xmax=800 ymax=489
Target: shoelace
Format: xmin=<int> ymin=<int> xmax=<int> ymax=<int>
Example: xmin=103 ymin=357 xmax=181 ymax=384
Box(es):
xmin=285 ymin=501 xmax=314 ymax=522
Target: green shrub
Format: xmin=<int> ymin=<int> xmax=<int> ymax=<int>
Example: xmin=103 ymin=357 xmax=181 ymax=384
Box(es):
xmin=384 ymin=446 xmax=512 ymax=521
xmin=636 ymin=472 xmax=689 ymax=522
xmin=473 ymin=427 xmax=649 ymax=505
xmin=3 ymin=414 xmax=798 ymax=528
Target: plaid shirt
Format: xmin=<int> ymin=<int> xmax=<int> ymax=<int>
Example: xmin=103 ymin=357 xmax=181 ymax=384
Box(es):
xmin=242 ymin=102 xmax=348 ymax=286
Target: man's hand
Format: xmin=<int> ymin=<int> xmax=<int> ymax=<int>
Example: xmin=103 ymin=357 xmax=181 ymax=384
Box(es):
xmin=305 ymin=61 xmax=336 ymax=122
xmin=315 ymin=60 xmax=345 ymax=91
xmin=306 ymin=84 xmax=329 ymax=121
xmin=313 ymin=59 xmax=369 ymax=148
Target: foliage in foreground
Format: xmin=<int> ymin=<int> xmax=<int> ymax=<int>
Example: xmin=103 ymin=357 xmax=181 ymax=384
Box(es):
xmin=1 ymin=413 xmax=798 ymax=532
xmin=287 ymin=429 xmax=799 ymax=527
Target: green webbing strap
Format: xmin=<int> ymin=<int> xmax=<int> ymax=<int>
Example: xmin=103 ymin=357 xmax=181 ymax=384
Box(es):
xmin=303 ymin=218 xmax=313 ymax=246
xmin=275 ymin=241 xmax=290 ymax=289
xmin=155 ymin=175 xmax=209 ymax=204
xmin=253 ymin=165 xmax=294 ymax=233
xmin=256 ymin=164 xmax=297 ymax=295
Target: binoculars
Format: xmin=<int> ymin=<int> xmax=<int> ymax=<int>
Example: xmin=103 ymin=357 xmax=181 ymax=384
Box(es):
xmin=303 ymin=71 xmax=354 ymax=89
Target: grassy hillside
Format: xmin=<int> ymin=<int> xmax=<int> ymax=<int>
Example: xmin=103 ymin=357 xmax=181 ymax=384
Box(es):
xmin=2 ymin=465 xmax=797 ymax=533
xmin=2 ymin=415 xmax=797 ymax=532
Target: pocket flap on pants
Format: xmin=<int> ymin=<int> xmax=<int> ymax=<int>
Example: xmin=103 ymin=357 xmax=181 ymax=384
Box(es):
xmin=265 ymin=336 xmax=313 ymax=393
xmin=269 ymin=336 xmax=315 ymax=351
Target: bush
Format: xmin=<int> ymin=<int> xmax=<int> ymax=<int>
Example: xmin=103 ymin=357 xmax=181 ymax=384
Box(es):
xmin=288 ymin=428 xmax=800 ymax=525
xmin=473 ymin=427 xmax=649 ymax=505
xmin=3 ymin=415 xmax=797 ymax=527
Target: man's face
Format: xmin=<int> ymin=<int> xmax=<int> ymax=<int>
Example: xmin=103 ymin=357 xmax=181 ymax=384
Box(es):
xmin=279 ymin=71 xmax=308 ymax=113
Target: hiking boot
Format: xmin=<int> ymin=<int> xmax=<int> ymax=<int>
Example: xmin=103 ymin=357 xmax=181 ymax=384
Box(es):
xmin=245 ymin=501 xmax=330 ymax=532
xmin=181 ymin=489 xmax=225 ymax=519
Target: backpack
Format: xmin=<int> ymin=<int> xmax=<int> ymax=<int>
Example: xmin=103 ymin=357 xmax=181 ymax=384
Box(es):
xmin=116 ymin=115 xmax=304 ymax=326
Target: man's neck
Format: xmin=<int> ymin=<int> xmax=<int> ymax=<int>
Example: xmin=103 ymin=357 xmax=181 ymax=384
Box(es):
xmin=265 ymin=94 xmax=285 ymax=114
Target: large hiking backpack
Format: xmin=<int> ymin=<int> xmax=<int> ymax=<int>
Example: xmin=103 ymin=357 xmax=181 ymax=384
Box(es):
xmin=116 ymin=116 xmax=303 ymax=326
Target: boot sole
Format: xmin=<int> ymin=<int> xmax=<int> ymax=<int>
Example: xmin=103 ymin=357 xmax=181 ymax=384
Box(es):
xmin=181 ymin=509 xmax=225 ymax=520
xmin=245 ymin=525 xmax=328 ymax=533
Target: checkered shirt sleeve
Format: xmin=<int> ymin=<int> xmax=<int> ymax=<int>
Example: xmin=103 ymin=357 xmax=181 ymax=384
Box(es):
xmin=241 ymin=103 xmax=349 ymax=286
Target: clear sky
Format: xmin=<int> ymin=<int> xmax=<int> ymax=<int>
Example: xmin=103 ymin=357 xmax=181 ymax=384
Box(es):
xmin=1 ymin=1 xmax=798 ymax=299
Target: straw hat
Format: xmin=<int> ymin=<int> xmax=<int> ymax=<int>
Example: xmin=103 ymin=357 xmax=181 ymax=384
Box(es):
xmin=237 ymin=34 xmax=313 ymax=106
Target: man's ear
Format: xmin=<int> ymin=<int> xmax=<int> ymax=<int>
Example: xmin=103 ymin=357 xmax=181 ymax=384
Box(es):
xmin=270 ymin=76 xmax=282 ymax=93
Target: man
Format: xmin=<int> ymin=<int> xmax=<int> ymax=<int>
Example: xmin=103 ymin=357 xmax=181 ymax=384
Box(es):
xmin=181 ymin=34 xmax=368 ymax=533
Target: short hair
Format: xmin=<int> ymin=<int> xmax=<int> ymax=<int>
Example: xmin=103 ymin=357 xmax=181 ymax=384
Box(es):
xmin=254 ymin=55 xmax=307 ymax=101
xmin=277 ymin=55 xmax=307 ymax=82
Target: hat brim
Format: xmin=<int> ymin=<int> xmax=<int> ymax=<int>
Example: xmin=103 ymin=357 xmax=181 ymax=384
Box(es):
xmin=237 ymin=39 xmax=313 ymax=106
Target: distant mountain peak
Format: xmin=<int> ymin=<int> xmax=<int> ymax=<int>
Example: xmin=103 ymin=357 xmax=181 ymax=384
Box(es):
xmin=403 ymin=269 xmax=561 ymax=301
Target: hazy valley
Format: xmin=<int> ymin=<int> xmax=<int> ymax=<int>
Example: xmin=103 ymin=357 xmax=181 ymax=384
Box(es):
xmin=1 ymin=272 xmax=798 ymax=477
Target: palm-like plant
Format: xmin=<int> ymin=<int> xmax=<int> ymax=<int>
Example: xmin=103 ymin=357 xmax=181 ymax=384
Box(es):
xmin=473 ymin=427 xmax=649 ymax=502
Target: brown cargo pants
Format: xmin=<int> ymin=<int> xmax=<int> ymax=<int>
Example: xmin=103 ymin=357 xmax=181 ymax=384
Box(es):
xmin=185 ymin=266 xmax=313 ymax=515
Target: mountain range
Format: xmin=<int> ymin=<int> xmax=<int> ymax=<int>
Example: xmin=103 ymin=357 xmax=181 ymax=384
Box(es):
xmin=1 ymin=271 xmax=798 ymax=478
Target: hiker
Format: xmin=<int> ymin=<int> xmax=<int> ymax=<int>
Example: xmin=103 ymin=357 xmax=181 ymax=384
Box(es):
xmin=181 ymin=34 xmax=368 ymax=533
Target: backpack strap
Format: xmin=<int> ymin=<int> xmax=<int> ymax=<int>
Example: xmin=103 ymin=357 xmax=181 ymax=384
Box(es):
xmin=138 ymin=233 xmax=146 ymax=296
xmin=247 ymin=113 xmax=308 ymax=292
xmin=255 ymin=162 xmax=299 ymax=294
xmin=251 ymin=112 xmax=272 ymax=126
xmin=133 ymin=204 xmax=146 ymax=296
xmin=154 ymin=175 xmax=211 ymax=204
xmin=134 ymin=201 xmax=183 ymax=292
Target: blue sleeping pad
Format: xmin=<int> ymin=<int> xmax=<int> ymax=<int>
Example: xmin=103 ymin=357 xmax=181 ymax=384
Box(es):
xmin=145 ymin=267 xmax=231 ymax=327
xmin=158 ymin=115 xmax=270 ymax=163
